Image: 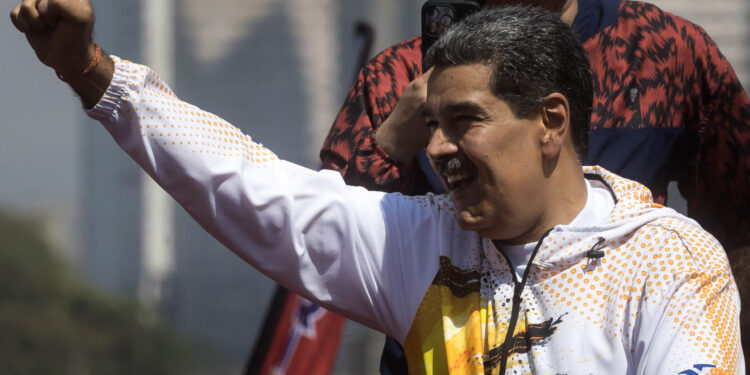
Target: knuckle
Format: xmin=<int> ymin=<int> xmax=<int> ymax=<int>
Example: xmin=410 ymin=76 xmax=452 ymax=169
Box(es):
xmin=408 ymin=80 xmax=425 ymax=93
xmin=411 ymin=81 xmax=427 ymax=96
xmin=18 ymin=3 xmax=31 ymax=16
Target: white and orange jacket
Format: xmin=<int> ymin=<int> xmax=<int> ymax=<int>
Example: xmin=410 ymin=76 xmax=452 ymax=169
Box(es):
xmin=87 ymin=58 xmax=744 ymax=374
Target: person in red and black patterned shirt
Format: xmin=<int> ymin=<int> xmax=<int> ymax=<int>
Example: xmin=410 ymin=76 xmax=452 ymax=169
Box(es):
xmin=320 ymin=0 xmax=750 ymax=373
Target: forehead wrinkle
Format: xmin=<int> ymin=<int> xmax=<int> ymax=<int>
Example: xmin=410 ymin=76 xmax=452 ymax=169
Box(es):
xmin=440 ymin=101 xmax=487 ymax=117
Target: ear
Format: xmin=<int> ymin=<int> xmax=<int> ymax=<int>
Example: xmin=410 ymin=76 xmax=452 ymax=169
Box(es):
xmin=539 ymin=93 xmax=570 ymax=159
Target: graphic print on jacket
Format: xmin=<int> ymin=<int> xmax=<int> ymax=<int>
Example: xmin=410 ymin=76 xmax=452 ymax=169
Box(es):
xmin=400 ymin=166 xmax=742 ymax=375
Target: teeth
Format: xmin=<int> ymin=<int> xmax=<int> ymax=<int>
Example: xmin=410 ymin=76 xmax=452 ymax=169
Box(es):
xmin=439 ymin=156 xmax=473 ymax=189
xmin=446 ymin=173 xmax=467 ymax=185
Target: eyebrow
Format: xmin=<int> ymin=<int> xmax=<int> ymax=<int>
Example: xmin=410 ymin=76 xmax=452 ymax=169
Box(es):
xmin=423 ymin=101 xmax=486 ymax=118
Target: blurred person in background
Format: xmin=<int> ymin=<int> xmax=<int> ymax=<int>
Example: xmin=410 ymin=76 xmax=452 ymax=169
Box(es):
xmin=320 ymin=0 xmax=750 ymax=372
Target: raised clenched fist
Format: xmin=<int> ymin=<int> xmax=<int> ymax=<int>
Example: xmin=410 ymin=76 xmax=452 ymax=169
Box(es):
xmin=10 ymin=0 xmax=95 ymax=78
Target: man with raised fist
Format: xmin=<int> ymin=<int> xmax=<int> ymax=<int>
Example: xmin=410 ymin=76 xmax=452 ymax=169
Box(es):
xmin=11 ymin=2 xmax=745 ymax=373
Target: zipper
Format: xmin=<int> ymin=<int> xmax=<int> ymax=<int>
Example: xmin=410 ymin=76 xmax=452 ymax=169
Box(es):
xmin=493 ymin=228 xmax=554 ymax=374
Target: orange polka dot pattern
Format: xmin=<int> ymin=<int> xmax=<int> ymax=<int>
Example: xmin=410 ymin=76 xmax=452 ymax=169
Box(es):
xmin=403 ymin=167 xmax=742 ymax=374
xmin=98 ymin=59 xmax=281 ymax=171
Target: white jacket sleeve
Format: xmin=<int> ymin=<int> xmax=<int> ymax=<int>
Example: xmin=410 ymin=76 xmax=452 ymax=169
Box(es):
xmin=85 ymin=57 xmax=447 ymax=339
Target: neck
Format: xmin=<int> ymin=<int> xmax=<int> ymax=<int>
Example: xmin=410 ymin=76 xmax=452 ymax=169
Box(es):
xmin=560 ymin=0 xmax=579 ymax=25
xmin=485 ymin=0 xmax=579 ymax=23
xmin=541 ymin=147 xmax=588 ymax=230
xmin=498 ymin=148 xmax=587 ymax=246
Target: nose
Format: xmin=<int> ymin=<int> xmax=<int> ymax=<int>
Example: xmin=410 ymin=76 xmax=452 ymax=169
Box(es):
xmin=426 ymin=127 xmax=458 ymax=162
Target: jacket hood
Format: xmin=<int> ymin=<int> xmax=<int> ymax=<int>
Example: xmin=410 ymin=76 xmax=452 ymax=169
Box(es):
xmin=521 ymin=165 xmax=700 ymax=268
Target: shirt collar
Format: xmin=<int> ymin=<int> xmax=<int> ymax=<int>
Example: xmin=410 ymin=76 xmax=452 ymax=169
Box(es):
xmin=572 ymin=0 xmax=622 ymax=42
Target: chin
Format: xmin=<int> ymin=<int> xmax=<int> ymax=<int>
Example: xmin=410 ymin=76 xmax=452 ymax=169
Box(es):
xmin=457 ymin=210 xmax=521 ymax=240
xmin=456 ymin=210 xmax=491 ymax=235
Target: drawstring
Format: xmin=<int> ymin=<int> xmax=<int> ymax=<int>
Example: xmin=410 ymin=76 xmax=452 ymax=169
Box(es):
xmin=586 ymin=237 xmax=606 ymax=259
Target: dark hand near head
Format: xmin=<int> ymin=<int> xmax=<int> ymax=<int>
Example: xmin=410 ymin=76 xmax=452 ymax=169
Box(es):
xmin=374 ymin=68 xmax=435 ymax=164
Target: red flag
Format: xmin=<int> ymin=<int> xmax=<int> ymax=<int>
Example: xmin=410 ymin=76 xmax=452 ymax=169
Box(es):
xmin=245 ymin=286 xmax=345 ymax=375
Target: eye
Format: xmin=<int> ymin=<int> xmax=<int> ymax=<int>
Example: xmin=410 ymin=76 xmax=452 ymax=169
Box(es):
xmin=455 ymin=115 xmax=479 ymax=123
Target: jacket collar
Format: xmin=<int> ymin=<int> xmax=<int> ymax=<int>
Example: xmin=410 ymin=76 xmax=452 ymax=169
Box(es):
xmin=573 ymin=0 xmax=622 ymax=42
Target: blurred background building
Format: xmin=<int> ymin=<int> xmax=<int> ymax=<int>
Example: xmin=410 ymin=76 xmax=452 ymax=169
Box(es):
xmin=0 ymin=0 xmax=747 ymax=374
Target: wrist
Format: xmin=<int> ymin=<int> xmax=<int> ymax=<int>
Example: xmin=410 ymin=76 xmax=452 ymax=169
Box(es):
xmin=54 ymin=42 xmax=99 ymax=79
xmin=374 ymin=119 xmax=423 ymax=164
xmin=65 ymin=53 xmax=115 ymax=109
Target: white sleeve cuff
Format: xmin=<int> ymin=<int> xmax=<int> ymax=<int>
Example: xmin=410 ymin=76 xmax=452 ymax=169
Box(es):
xmin=85 ymin=55 xmax=131 ymax=122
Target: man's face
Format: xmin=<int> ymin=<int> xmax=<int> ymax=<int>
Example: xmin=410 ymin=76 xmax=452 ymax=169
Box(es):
xmin=425 ymin=64 xmax=549 ymax=243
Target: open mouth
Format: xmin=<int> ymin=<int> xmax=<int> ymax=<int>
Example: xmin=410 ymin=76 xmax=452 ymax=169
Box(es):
xmin=437 ymin=156 xmax=477 ymax=191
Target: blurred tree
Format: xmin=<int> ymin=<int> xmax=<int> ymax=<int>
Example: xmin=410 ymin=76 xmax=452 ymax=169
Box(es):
xmin=0 ymin=209 xmax=188 ymax=375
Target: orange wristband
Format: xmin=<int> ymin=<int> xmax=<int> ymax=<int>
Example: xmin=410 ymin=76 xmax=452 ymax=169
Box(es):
xmin=56 ymin=44 xmax=101 ymax=82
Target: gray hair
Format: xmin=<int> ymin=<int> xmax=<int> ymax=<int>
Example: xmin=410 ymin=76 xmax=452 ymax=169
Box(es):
xmin=424 ymin=6 xmax=593 ymax=160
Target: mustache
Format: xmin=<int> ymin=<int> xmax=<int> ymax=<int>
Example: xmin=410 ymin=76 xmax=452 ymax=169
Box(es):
xmin=447 ymin=157 xmax=461 ymax=171
xmin=436 ymin=156 xmax=462 ymax=175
